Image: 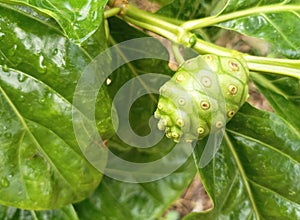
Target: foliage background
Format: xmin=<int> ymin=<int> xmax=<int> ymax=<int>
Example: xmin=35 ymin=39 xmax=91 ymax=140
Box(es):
xmin=0 ymin=0 xmax=299 ymax=219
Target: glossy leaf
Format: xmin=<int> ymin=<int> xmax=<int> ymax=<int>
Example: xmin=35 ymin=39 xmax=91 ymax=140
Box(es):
xmin=107 ymin=17 xmax=173 ymax=131
xmin=0 ymin=0 xmax=108 ymax=44
xmin=75 ymin=148 xmax=196 ymax=220
xmin=251 ymin=73 xmax=300 ymax=130
xmin=156 ymin=0 xmax=213 ymax=20
xmin=0 ymin=204 xmax=78 ymax=220
xmin=74 ymin=17 xmax=196 ymax=219
xmin=215 ymin=0 xmax=300 ymax=58
xmin=0 ymin=4 xmax=112 ymax=138
xmin=0 ymin=5 xmax=112 ymax=209
xmin=184 ymin=103 xmax=300 ymax=219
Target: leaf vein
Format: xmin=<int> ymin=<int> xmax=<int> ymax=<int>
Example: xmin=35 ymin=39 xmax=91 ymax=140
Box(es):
xmin=261 ymin=13 xmax=299 ymax=52
xmin=0 ymin=85 xmax=79 ymax=196
xmin=218 ymin=170 xmax=239 ymax=210
xmin=226 ymin=128 xmax=300 ymax=165
xmin=225 ymin=133 xmax=261 ymax=219
xmin=17 ymin=130 xmax=30 ymax=199
xmin=248 ymin=179 xmax=300 ymax=206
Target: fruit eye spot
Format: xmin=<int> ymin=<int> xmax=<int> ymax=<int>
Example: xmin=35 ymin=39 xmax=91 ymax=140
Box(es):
xmin=216 ymin=121 xmax=224 ymax=128
xmin=228 ymin=85 xmax=238 ymax=95
xmin=172 ymin=132 xmax=179 ymax=138
xmin=227 ymin=110 xmax=235 ymax=118
xmin=204 ymin=55 xmax=213 ymax=62
xmin=200 ymin=100 xmax=210 ymax=110
xmin=229 ymin=61 xmax=240 ymax=71
xmin=166 ymin=132 xmax=172 ymax=138
xmin=178 ymin=98 xmax=186 ymax=106
xmin=158 ymin=103 xmax=164 ymax=110
xmin=176 ymin=74 xmax=186 ymax=82
xmin=177 ymin=119 xmax=184 ymax=127
xmin=197 ymin=127 xmax=205 ymax=134
xmin=201 ymin=76 xmax=212 ymax=87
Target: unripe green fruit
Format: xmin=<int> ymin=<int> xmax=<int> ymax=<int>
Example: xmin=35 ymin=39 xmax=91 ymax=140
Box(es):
xmin=154 ymin=54 xmax=249 ymax=143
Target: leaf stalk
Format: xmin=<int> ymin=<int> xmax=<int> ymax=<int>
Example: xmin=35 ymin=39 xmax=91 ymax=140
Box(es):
xmin=114 ymin=3 xmax=300 ymax=79
xmin=181 ymin=4 xmax=300 ymax=30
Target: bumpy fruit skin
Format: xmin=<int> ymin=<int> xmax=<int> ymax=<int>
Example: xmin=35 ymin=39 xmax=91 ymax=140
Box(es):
xmin=154 ymin=54 xmax=249 ymax=143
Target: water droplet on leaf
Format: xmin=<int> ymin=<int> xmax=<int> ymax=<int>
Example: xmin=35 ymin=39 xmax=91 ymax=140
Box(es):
xmin=38 ymin=55 xmax=47 ymax=74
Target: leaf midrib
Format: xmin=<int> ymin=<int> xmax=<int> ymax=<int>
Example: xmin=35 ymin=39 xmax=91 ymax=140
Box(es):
xmin=224 ymin=133 xmax=261 ymax=219
xmin=261 ymin=13 xmax=299 ymax=52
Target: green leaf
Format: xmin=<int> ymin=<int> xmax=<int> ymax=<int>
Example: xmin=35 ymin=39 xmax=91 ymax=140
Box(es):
xmin=0 ymin=204 xmax=79 ymax=220
xmin=106 ymin=18 xmax=174 ymax=139
xmin=156 ymin=0 xmax=213 ymax=20
xmin=73 ymin=17 xmax=196 ymax=219
xmin=0 ymin=0 xmax=108 ymax=44
xmin=75 ymin=153 xmax=196 ymax=220
xmin=184 ymin=103 xmax=300 ymax=219
xmin=251 ymin=72 xmax=300 ymax=130
xmin=0 ymin=4 xmax=113 ymax=209
xmin=215 ymin=0 xmax=300 ymax=58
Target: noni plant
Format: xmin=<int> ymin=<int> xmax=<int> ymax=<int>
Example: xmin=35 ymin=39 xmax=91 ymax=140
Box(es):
xmin=0 ymin=0 xmax=299 ymax=220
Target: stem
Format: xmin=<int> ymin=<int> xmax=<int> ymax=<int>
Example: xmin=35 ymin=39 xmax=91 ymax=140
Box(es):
xmin=104 ymin=7 xmax=121 ymax=19
xmin=122 ymin=16 xmax=178 ymax=42
xmin=171 ymin=43 xmax=185 ymax=65
xmin=193 ymin=38 xmax=234 ymax=57
xmin=117 ymin=3 xmax=300 ymax=79
xmin=245 ymin=55 xmax=300 ymax=79
xmin=122 ymin=4 xmax=180 ymax=34
xmin=182 ymin=4 xmax=300 ymax=30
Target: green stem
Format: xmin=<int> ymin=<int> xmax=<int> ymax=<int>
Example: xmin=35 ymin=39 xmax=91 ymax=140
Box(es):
xmin=182 ymin=4 xmax=300 ymax=30
xmin=122 ymin=16 xmax=179 ymax=42
xmin=122 ymin=4 xmax=180 ymax=34
xmin=171 ymin=44 xmax=185 ymax=65
xmin=245 ymin=55 xmax=300 ymax=79
xmin=104 ymin=7 xmax=121 ymax=19
xmin=193 ymin=38 xmax=234 ymax=57
xmin=117 ymin=4 xmax=300 ymax=79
